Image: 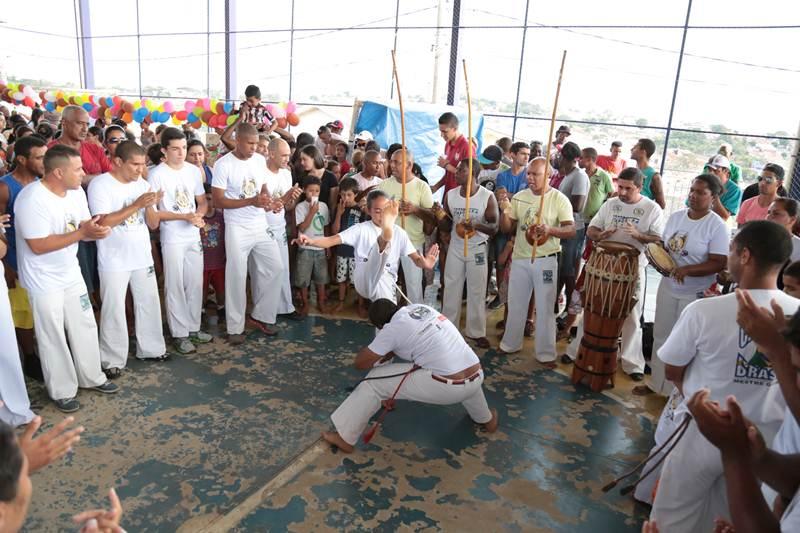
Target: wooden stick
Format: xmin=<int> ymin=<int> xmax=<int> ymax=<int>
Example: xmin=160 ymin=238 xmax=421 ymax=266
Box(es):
xmin=391 ymin=49 xmax=406 ymax=228
xmin=531 ymin=50 xmax=567 ymax=263
xmin=463 ymin=58 xmax=472 ymax=257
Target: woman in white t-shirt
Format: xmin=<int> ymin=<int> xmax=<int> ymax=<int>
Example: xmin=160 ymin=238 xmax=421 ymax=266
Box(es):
xmin=767 ymin=197 xmax=800 ymax=263
xmin=644 ymin=174 xmax=729 ymax=397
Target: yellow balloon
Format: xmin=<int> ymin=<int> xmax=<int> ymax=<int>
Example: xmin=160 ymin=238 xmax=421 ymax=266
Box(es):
xmin=157 ymin=104 xmax=165 ymax=112
xmin=133 ymin=101 xmax=142 ymax=109
xmin=171 ymin=115 xmax=181 ymax=125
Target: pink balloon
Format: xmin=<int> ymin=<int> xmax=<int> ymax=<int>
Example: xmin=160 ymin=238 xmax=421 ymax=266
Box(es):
xmin=184 ymin=100 xmax=194 ymax=112
xmin=89 ymin=108 xmax=99 ymax=119
xmin=285 ymin=101 xmax=297 ymax=114
xmin=272 ymin=106 xmax=286 ymax=119
xmin=201 ymin=97 xmax=211 ymax=109
xmin=163 ymin=101 xmax=174 ymax=113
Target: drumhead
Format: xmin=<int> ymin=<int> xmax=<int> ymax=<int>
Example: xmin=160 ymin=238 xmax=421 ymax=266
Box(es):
xmin=645 ymin=242 xmax=676 ymax=273
xmin=596 ymin=240 xmax=638 ymax=256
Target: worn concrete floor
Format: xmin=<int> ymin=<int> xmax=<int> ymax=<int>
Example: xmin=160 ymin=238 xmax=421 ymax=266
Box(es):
xmin=21 ymin=305 xmax=660 ymax=532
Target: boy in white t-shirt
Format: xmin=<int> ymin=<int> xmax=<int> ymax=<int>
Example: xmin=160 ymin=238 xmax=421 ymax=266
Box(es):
xmin=88 ymin=141 xmax=166 ymax=377
xmin=148 ymin=128 xmax=212 ymax=354
xmin=212 ymin=122 xmax=284 ymax=345
xmin=294 ymin=178 xmax=330 ymax=315
xmin=14 ymin=145 xmax=119 ymax=413
xmin=293 ymin=190 xmax=439 ymax=305
xmin=650 ymin=220 xmax=799 ymax=532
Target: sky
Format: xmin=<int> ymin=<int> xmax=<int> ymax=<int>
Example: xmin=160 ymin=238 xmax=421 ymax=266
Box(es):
xmin=0 ymin=0 xmax=798 ymax=139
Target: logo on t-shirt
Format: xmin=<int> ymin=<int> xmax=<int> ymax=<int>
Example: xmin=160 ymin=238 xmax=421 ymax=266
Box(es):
xmin=408 ymin=306 xmax=432 ymax=321
xmin=123 ymin=200 xmax=143 ymax=227
xmin=173 ymin=186 xmax=192 ymax=212
xmin=240 ymin=177 xmax=257 ymax=199
xmin=667 ymin=232 xmax=689 ymax=257
xmin=65 ymin=215 xmax=78 ymax=233
xmin=734 ymin=330 xmax=776 ymax=386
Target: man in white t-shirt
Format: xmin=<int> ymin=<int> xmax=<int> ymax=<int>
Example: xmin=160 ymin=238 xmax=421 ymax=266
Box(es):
xmin=563 ymin=167 xmax=664 ymax=380
xmin=15 ymin=145 xmax=119 ymax=413
xmin=650 ymin=220 xmax=799 ymax=532
xmin=149 ymin=128 xmax=212 ymax=355
xmin=352 ymin=150 xmax=383 ymax=194
xmin=88 ymin=140 xmax=166 ymax=377
xmin=378 ymin=149 xmax=435 ymax=303
xmin=212 ymin=122 xmax=284 ymax=344
xmin=293 ymin=190 xmax=439 ymax=303
xmin=321 ymin=299 xmax=498 ymax=453
xmin=260 ymin=138 xmax=302 ymax=320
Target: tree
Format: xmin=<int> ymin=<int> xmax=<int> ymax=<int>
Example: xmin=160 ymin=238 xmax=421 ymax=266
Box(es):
xmin=635 ymin=118 xmax=648 ymax=127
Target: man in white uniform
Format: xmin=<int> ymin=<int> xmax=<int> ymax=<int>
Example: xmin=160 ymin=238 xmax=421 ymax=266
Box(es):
xmin=321 ymin=299 xmax=498 ymax=453
xmin=440 ymin=158 xmax=497 ymax=348
xmin=378 ymin=149 xmax=435 ymax=303
xmin=498 ymin=157 xmax=575 ymax=364
xmin=148 ymin=128 xmax=212 ymax=354
xmin=294 ymin=191 xmax=438 ymax=303
xmin=88 ymin=140 xmax=166 ymax=377
xmin=15 ymin=145 xmax=119 ymax=413
xmin=261 ymin=137 xmax=302 ymax=320
xmin=650 ymin=220 xmax=799 ymax=532
xmin=0 ymin=225 xmax=35 ymax=426
xmin=562 ymin=167 xmax=664 ymax=380
xmin=212 ymin=122 xmax=284 ymax=344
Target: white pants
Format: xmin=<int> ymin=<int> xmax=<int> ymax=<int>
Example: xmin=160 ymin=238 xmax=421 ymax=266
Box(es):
xmin=270 ymin=224 xmax=295 ymax=315
xmin=399 ymin=242 xmax=425 ymax=303
xmin=565 ymin=266 xmax=647 ymax=373
xmin=331 ymin=362 xmax=492 ymax=445
xmin=634 ymin=388 xmax=684 ymax=504
xmin=354 ymin=241 xmax=398 ymax=303
xmin=648 ymin=282 xmax=697 ymax=395
xmin=162 ymin=240 xmax=203 ymax=339
xmin=225 ymin=224 xmax=283 ymax=335
xmin=500 ymin=256 xmax=558 ymax=362
xmin=29 ymin=281 xmax=106 ymax=401
xmin=0 ymin=275 xmax=34 ymax=426
xmin=442 ymin=241 xmax=488 ymax=338
xmin=651 ymin=417 xmax=730 ymax=533
xmin=98 ymin=267 xmax=166 ymax=369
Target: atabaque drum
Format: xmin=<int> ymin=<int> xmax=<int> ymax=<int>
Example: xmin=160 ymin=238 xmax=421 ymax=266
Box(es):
xmin=572 ymin=241 xmax=640 ymax=392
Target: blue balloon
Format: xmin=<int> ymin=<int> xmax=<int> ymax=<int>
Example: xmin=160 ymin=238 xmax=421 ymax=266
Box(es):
xmin=223 ymin=102 xmax=232 ymax=114
xmin=105 ymin=97 xmax=113 ymax=107
xmin=133 ymin=108 xmax=147 ymax=122
xmin=46 ymin=102 xmax=56 ymax=112
xmin=187 ymin=112 xmax=198 ymax=123
xmin=82 ymin=102 xmax=93 ymax=112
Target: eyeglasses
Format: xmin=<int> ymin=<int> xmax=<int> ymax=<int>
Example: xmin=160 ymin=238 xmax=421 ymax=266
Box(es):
xmin=758 ymin=176 xmax=777 ymax=184
xmin=106 ymin=138 xmax=125 ymax=144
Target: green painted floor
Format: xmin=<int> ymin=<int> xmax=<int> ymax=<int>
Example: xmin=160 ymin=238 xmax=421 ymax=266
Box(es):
xmin=22 ymin=314 xmax=651 ymax=532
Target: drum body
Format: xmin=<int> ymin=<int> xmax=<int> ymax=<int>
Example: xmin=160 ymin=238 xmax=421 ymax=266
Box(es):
xmin=572 ymin=241 xmax=639 ymax=392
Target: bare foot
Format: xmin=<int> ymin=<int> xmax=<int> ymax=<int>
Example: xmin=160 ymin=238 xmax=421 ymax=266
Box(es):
xmin=357 ymin=303 xmax=369 ymax=318
xmin=322 ymin=431 xmax=354 ymax=453
xmin=334 ymin=301 xmax=345 ymax=313
xmin=482 ymin=408 xmax=499 ymax=433
xmin=380 ymin=200 xmax=399 ymax=242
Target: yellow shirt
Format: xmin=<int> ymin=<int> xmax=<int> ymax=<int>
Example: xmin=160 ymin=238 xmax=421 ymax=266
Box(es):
xmin=509 ymin=187 xmax=574 ymax=260
xmin=378 ymin=176 xmax=434 ymax=247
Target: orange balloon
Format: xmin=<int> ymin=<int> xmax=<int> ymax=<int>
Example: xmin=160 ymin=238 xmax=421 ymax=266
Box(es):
xmin=122 ymin=112 xmax=133 ymax=123
xmin=277 ymin=117 xmax=288 ymax=129
xmin=191 ymin=120 xmax=202 ymax=129
xmin=286 ymin=112 xmax=299 ymax=126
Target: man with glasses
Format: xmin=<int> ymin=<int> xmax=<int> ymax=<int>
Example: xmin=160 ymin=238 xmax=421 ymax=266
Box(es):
xmin=354 ymin=130 xmax=373 ymax=152
xmin=737 ymin=163 xmax=785 ymax=225
xmin=705 ymin=154 xmax=741 ymax=221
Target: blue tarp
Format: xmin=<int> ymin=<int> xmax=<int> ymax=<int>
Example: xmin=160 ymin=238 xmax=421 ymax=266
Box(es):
xmin=354 ymin=100 xmax=484 ymax=189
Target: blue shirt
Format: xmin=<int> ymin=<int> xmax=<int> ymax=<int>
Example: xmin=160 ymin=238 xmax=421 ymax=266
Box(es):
xmin=0 ymin=173 xmax=33 ymax=272
xmin=495 ymin=167 xmax=527 ymax=195
xmin=719 ymin=180 xmax=742 ymax=216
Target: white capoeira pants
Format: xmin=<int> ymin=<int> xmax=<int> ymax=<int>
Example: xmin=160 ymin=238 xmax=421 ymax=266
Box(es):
xmin=29 ymin=281 xmax=106 ymax=401
xmin=442 ymin=241 xmax=488 ymax=338
xmin=500 ymin=255 xmax=558 ymax=362
xmin=0 ymin=275 xmax=34 ymax=426
xmin=162 ymin=240 xmax=203 ymax=339
xmin=650 ymin=417 xmax=731 ymax=533
xmin=270 ymin=223 xmax=295 ymax=315
xmin=331 ymin=362 xmax=492 ymax=446
xmin=354 ymin=241 xmax=398 ymax=303
xmin=399 ymin=242 xmax=425 ymax=303
xmin=648 ymin=282 xmax=697 ymax=395
xmin=98 ymin=266 xmax=166 ymax=369
xmin=564 ymin=265 xmax=646 ymax=374
xmin=633 ymin=388 xmax=684 ymax=504
xmin=225 ymin=224 xmax=284 ymax=335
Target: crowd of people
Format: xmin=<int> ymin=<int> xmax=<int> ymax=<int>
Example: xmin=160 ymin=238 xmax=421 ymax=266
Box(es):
xmin=0 ymin=81 xmax=799 ymax=532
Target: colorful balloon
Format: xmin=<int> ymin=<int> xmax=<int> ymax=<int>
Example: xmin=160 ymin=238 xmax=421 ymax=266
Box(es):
xmin=287 ymin=112 xmax=300 ymax=126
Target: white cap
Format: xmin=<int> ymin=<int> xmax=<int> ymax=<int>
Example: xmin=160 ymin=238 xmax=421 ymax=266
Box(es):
xmin=708 ymin=154 xmax=730 ymax=170
xmin=355 ymin=130 xmax=373 ymax=141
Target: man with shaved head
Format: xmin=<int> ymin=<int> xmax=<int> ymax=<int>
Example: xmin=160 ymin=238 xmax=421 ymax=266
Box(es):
xmin=262 ymin=137 xmax=302 ymax=320
xmin=378 ymin=148 xmax=435 ymax=303
xmin=212 ymin=122 xmax=284 ymax=344
xmin=353 ymin=150 xmax=383 ymax=194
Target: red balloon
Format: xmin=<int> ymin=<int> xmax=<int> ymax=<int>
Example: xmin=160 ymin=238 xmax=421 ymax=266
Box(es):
xmin=201 ymin=110 xmax=213 ymax=124
xmin=23 ymin=97 xmax=34 ymax=108
xmin=175 ymin=110 xmax=188 ymax=121
xmin=58 ymin=98 xmax=67 ymax=107
xmin=39 ymin=90 xmax=46 ymax=101
xmin=286 ymin=112 xmax=300 ymax=126
xmin=112 ymin=95 xmax=122 ymax=105
xmin=122 ymin=102 xmax=134 ymax=113
xmin=191 ymin=120 xmax=201 ymax=129
xmin=216 ymin=102 xmax=224 ymax=114
xmin=277 ymin=117 xmax=288 ymax=129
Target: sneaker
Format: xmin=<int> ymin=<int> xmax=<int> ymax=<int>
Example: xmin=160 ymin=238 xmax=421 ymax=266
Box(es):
xmin=190 ymin=330 xmax=213 ymax=344
xmin=560 ymin=354 xmax=573 ymax=365
xmin=228 ymin=333 xmax=246 ymax=345
xmin=136 ymin=354 xmax=169 ymax=362
xmin=174 ymin=338 xmax=196 ymax=354
xmin=246 ymin=315 xmax=278 ymax=336
xmin=279 ymin=311 xmax=304 ymax=321
xmin=93 ymin=381 xmax=120 ymax=394
xmin=488 ymin=296 xmax=503 ymax=310
xmin=103 ymin=367 xmax=123 ymax=380
xmin=629 ymin=372 xmax=645 ymax=382
xmin=54 ymin=397 xmax=80 ymax=413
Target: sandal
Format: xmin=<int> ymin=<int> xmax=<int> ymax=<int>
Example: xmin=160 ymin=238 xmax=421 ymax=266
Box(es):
xmin=473 ymin=337 xmax=491 ymax=349
xmin=524 ymin=320 xmax=535 ymax=337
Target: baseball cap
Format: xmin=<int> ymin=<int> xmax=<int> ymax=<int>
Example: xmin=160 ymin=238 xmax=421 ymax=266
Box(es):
xmin=707 ymin=154 xmax=730 ymax=170
xmin=556 ymin=125 xmax=571 ymax=135
xmin=328 ymin=120 xmax=344 ymax=129
xmin=478 ymin=145 xmax=503 ymax=165
xmin=355 ymin=130 xmax=373 ymax=142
